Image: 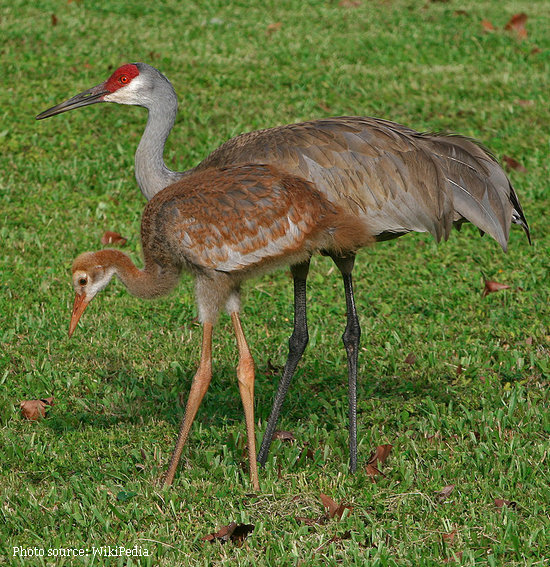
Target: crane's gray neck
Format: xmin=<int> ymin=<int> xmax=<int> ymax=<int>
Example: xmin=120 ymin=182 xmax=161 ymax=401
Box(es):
xmin=134 ymin=76 xmax=187 ymax=201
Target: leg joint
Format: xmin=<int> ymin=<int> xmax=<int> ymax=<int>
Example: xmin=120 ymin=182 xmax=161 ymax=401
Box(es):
xmin=288 ymin=327 xmax=309 ymax=355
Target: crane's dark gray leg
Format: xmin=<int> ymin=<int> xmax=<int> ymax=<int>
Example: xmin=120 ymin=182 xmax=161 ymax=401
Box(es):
xmin=258 ymin=260 xmax=310 ymax=466
xmin=331 ymin=253 xmax=360 ymax=473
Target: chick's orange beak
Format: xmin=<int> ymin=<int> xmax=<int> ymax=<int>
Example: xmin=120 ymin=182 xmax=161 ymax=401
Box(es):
xmin=69 ymin=293 xmax=90 ymax=337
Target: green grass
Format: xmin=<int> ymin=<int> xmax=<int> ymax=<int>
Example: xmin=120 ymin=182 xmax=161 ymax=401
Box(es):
xmin=1 ymin=0 xmax=549 ymax=565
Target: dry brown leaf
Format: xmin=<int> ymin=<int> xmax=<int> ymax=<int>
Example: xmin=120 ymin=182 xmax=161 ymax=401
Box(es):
xmin=319 ymin=493 xmax=353 ymax=520
xmin=483 ymin=280 xmax=511 ymax=297
xmin=368 ymin=444 xmax=393 ymax=465
xmin=333 ymin=503 xmax=353 ymax=520
xmin=494 ymin=498 xmax=517 ymax=509
xmin=20 ymin=397 xmax=54 ymax=420
xmin=481 ymin=19 xmax=495 ymax=32
xmin=202 ymin=522 xmax=254 ymax=546
xmin=202 ymin=522 xmax=235 ymax=543
xmin=319 ymin=493 xmax=339 ymax=517
xmin=299 ymin=445 xmax=315 ymax=461
xmin=339 ymin=0 xmax=361 ymax=7
xmin=505 ymin=13 xmax=528 ymax=39
xmin=502 ymin=155 xmax=527 ymax=173
xmin=365 ymin=463 xmax=385 ymax=479
xmin=231 ymin=524 xmax=255 ymax=546
xmin=515 ymin=99 xmax=534 ymax=108
xmin=272 ymin=430 xmax=296 ymax=442
xmin=51 ymin=14 xmax=58 ymax=26
xmin=365 ymin=444 xmax=392 ymax=480
xmin=442 ymin=529 xmax=457 ymax=543
xmin=404 ymin=353 xmax=416 ymax=365
xmin=266 ymin=22 xmax=282 ymax=34
xmin=437 ymin=484 xmax=455 ymax=502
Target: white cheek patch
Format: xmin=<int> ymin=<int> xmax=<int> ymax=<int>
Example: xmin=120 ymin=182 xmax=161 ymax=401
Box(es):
xmin=104 ymin=76 xmax=146 ymax=105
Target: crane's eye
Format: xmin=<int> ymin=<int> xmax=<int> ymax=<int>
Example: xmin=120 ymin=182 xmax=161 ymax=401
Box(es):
xmin=120 ymin=75 xmax=129 ymax=84
xmin=79 ymin=277 xmax=87 ymax=286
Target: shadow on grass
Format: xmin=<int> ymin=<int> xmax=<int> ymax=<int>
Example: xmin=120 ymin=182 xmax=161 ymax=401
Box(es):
xmin=41 ymin=348 xmax=457 ymax=435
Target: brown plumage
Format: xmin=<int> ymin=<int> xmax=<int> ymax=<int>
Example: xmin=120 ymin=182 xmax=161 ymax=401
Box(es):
xmin=68 ymin=163 xmax=373 ymax=490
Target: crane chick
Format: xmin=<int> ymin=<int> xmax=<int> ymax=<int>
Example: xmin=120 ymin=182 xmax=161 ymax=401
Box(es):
xmin=69 ymin=163 xmax=372 ymax=489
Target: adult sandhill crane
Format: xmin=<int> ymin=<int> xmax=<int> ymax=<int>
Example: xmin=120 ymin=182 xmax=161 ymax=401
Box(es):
xmin=38 ymin=63 xmax=530 ymax=477
xmin=68 ymin=163 xmax=372 ymax=489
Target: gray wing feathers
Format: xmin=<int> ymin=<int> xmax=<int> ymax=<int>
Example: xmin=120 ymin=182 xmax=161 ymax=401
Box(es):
xmin=424 ymin=135 xmax=513 ymax=250
xmin=196 ymin=116 xmax=526 ymax=249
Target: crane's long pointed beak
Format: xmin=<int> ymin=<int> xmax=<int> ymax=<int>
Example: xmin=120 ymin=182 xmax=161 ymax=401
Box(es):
xmin=36 ymin=83 xmax=109 ymax=120
xmin=69 ymin=293 xmax=90 ymax=338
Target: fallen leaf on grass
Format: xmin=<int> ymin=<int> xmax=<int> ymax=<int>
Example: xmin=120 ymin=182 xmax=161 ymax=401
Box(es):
xmin=365 ymin=462 xmax=386 ymax=479
xmin=368 ymin=444 xmax=393 ymax=465
xmin=202 ymin=522 xmax=254 ymax=546
xmin=272 ymin=430 xmax=296 ymax=442
xmin=101 ymin=231 xmax=127 ymax=246
xmin=51 ymin=14 xmax=58 ymax=26
xmin=365 ymin=444 xmax=392 ymax=479
xmin=502 ymin=155 xmax=527 ymax=173
xmin=437 ymin=484 xmax=455 ymax=502
xmin=505 ymin=13 xmax=528 ymax=39
xmin=20 ymin=397 xmax=54 ymax=420
xmin=481 ymin=19 xmax=495 ymax=32
xmin=494 ymin=498 xmax=517 ymax=509
xmin=320 ymin=493 xmax=353 ymax=520
xmin=515 ymin=99 xmax=534 ymax=108
xmin=266 ymin=22 xmax=282 ymax=35
xmin=404 ymin=353 xmax=416 ymax=365
xmin=442 ymin=529 xmax=457 ymax=543
xmin=298 ymin=444 xmax=315 ymax=461
xmin=482 ymin=280 xmax=511 ymax=297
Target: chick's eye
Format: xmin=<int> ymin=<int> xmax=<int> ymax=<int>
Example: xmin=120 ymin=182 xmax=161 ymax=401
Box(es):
xmin=120 ymin=75 xmax=129 ymax=84
xmin=79 ymin=278 xmax=87 ymax=286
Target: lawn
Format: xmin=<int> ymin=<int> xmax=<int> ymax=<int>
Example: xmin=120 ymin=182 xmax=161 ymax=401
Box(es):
xmin=0 ymin=1 xmax=548 ymax=565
